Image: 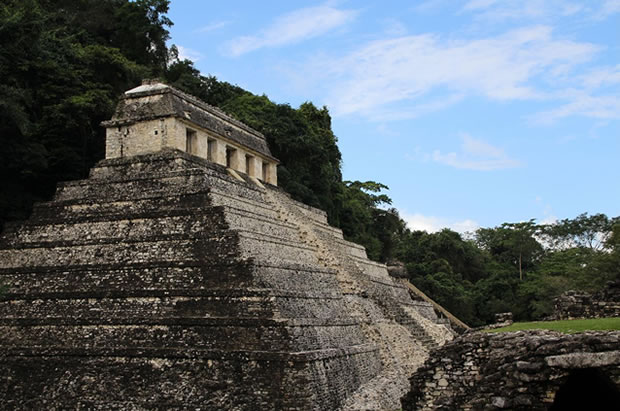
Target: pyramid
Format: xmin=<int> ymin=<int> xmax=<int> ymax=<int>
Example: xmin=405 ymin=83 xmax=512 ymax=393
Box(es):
xmin=0 ymin=82 xmax=454 ymax=410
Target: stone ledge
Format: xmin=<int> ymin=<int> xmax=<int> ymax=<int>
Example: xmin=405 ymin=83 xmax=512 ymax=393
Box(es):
xmin=0 ymin=316 xmax=362 ymax=327
xmin=0 ymin=259 xmax=250 ymax=275
xmin=59 ymin=168 xmax=211 ymax=189
xmin=0 ymin=258 xmax=338 ymax=276
xmin=1 ymin=205 xmax=224 ymax=231
xmin=224 ymin=206 xmax=298 ymax=229
xmin=1 ymin=288 xmax=346 ymax=301
xmin=545 ymin=350 xmax=620 ymax=368
xmin=1 ymin=343 xmax=378 ymax=363
xmin=0 ymin=221 xmax=231 ymax=249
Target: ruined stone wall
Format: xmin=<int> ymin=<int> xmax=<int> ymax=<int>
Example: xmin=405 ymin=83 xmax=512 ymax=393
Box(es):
xmin=401 ymin=330 xmax=620 ymax=410
xmin=0 ymin=149 xmax=452 ymax=410
xmin=550 ymin=279 xmax=620 ymax=320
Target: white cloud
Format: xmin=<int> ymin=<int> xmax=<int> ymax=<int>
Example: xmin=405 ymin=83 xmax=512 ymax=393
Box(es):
xmin=462 ymin=0 xmax=584 ymax=21
xmin=532 ymin=93 xmax=620 ymax=123
xmin=596 ymin=0 xmax=620 ymax=19
xmin=463 ymin=0 xmax=500 ymax=11
xmin=176 ymin=45 xmax=203 ymax=62
xmin=401 ymin=212 xmax=479 ymax=234
xmin=224 ymin=5 xmax=358 ymax=56
xmin=579 ymin=64 xmax=620 ymax=89
xmin=382 ymin=18 xmax=408 ymax=36
xmin=196 ymin=21 xmax=230 ymax=33
xmin=413 ymin=0 xmax=451 ymax=13
xmin=303 ymin=25 xmax=598 ymax=116
xmin=432 ymin=133 xmax=520 ymax=171
xmin=463 ymin=0 xmax=620 ymax=22
xmin=535 ymin=196 xmax=557 ymax=225
xmin=539 ymin=214 xmax=558 ymax=225
xmin=368 ymin=94 xmax=465 ymax=121
xmin=529 ymin=64 xmax=620 ymax=123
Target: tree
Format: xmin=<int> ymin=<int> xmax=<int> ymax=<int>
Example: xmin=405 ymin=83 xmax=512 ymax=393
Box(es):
xmin=475 ymin=219 xmax=542 ymax=281
xmin=338 ymin=181 xmax=394 ymax=261
xmin=0 ymin=0 xmax=171 ymax=230
xmin=539 ymin=213 xmax=618 ymax=251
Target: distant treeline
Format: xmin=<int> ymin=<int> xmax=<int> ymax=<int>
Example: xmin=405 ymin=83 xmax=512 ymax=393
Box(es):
xmin=395 ymin=214 xmax=619 ymax=325
xmin=1 ymin=0 xmax=618 ymax=325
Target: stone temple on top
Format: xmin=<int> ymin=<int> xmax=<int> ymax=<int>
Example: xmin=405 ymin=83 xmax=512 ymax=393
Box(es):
xmin=102 ymin=79 xmax=278 ymax=185
xmin=0 ymin=80 xmax=458 ymax=410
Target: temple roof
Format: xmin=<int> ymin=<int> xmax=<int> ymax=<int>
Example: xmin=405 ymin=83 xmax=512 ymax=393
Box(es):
xmin=102 ymin=80 xmax=276 ymax=161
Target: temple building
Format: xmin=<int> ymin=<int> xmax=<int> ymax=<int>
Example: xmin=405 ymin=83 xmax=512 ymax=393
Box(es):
xmin=102 ymin=79 xmax=278 ymax=185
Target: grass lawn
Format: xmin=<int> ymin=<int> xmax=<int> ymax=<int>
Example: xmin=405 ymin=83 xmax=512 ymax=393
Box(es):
xmin=487 ymin=317 xmax=620 ymax=333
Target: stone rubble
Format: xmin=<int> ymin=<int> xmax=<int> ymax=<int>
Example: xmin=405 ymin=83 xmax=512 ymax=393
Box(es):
xmin=549 ymin=279 xmax=620 ymax=320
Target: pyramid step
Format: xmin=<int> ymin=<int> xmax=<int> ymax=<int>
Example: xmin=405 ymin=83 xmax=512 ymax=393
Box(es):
xmin=0 ymin=342 xmax=380 ymax=411
xmin=53 ymin=169 xmax=211 ymax=202
xmin=27 ymin=192 xmax=213 ymax=225
xmin=0 ymin=260 xmax=342 ymax=296
xmin=279 ymin=195 xmax=330 ymax=226
xmin=0 ymin=295 xmax=276 ymax=321
xmin=0 ymin=212 xmax=228 ymax=247
xmin=236 ymin=230 xmax=320 ymax=265
xmin=89 ymin=152 xmax=272 ymax=206
xmin=88 ymin=150 xmax=222 ymax=180
xmin=209 ymin=190 xmax=280 ymax=221
xmin=0 ymin=318 xmax=366 ymax=352
xmin=1 ymin=294 xmax=353 ymax=323
xmin=0 ymin=262 xmax=253 ymax=292
xmin=298 ymin=208 xmax=345 ymax=238
xmin=0 ymin=233 xmax=241 ymax=269
xmin=223 ymin=207 xmax=301 ymax=242
xmin=2 ymin=342 xmax=378 ymax=360
xmin=315 ymin=230 xmax=368 ymax=259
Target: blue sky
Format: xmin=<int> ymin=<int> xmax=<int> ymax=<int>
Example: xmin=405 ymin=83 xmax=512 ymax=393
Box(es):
xmin=166 ymin=0 xmax=620 ymax=233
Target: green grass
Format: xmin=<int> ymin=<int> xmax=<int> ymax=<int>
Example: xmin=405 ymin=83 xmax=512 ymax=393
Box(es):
xmin=486 ymin=317 xmax=620 ymax=334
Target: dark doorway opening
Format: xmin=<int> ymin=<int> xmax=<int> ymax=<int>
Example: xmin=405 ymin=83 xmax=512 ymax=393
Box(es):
xmin=550 ymin=368 xmax=620 ymax=411
xmin=226 ymin=146 xmax=235 ymax=168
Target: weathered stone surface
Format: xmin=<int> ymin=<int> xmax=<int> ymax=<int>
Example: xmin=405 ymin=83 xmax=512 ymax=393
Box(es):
xmin=545 ymin=350 xmax=620 ymax=368
xmin=549 ymin=279 xmax=620 ymax=320
xmin=101 ymin=80 xmax=278 ymax=184
xmin=0 ymin=149 xmax=453 ymax=410
xmin=101 ymin=81 xmax=275 ymax=162
xmin=401 ymin=330 xmax=620 ymax=410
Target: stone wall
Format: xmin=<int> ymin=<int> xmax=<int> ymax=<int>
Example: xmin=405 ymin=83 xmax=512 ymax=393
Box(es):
xmin=402 ymin=330 xmax=620 ymax=410
xmin=0 ymin=149 xmax=453 ymax=410
xmin=550 ymin=279 xmax=620 ymax=320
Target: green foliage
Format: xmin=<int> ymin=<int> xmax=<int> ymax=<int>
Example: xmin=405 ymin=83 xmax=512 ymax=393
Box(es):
xmin=396 ymin=215 xmax=618 ymax=326
xmin=164 ymin=58 xmax=249 ymax=106
xmin=475 ymin=219 xmax=542 ymax=281
xmin=338 ymin=182 xmax=402 ymax=261
xmin=539 ymin=212 xmax=619 ymax=252
xmin=0 ymin=0 xmax=170 ymax=229
xmin=395 ymin=229 xmax=486 ymax=325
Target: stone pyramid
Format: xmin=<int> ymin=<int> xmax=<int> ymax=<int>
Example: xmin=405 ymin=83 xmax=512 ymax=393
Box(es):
xmin=0 ymin=82 xmax=453 ymax=410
